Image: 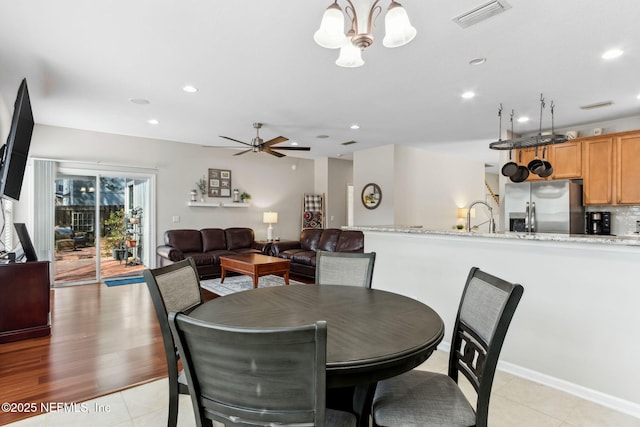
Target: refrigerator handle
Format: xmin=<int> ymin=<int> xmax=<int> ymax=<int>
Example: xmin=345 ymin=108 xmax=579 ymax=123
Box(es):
xmin=525 ymin=202 xmax=530 ymax=232
xmin=531 ymin=202 xmax=536 ymax=233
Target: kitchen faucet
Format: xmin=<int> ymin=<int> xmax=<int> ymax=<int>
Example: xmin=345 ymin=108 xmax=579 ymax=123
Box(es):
xmin=466 ymin=200 xmax=496 ymax=233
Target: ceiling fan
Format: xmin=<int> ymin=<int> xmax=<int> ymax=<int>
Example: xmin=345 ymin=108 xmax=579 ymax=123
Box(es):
xmin=219 ymin=122 xmax=311 ymax=157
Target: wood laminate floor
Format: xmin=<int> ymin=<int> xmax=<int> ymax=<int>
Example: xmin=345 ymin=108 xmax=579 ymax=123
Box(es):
xmin=0 ymin=281 xmax=218 ymax=426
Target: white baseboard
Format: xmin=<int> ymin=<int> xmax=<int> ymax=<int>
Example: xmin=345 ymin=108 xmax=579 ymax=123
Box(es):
xmin=437 ymin=342 xmax=640 ymax=419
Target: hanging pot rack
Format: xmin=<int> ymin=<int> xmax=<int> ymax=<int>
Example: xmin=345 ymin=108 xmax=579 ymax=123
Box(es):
xmin=489 ymin=94 xmax=568 ymax=150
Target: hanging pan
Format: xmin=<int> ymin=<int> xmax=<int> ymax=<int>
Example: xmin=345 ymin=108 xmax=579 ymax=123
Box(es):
xmin=501 ymin=110 xmax=518 ymax=177
xmin=528 ymin=146 xmax=547 ymax=175
xmin=502 ymin=149 xmax=518 ymax=177
xmin=510 ymin=150 xmax=530 ymax=182
xmin=537 ymin=147 xmax=554 ymax=178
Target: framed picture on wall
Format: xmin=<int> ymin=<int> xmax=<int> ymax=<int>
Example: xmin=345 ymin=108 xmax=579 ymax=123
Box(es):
xmin=208 ymin=169 xmax=231 ymax=197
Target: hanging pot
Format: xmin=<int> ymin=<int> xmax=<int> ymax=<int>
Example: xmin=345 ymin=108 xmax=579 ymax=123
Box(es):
xmin=510 ymin=151 xmax=530 ymax=182
xmin=537 ymin=147 xmax=554 ymax=178
xmin=501 ymin=149 xmax=518 ymax=177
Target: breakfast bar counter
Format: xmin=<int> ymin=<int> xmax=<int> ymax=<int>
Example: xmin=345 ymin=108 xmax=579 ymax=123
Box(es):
xmin=345 ymin=225 xmax=640 ymax=418
xmin=346 ymin=224 xmax=640 ymax=247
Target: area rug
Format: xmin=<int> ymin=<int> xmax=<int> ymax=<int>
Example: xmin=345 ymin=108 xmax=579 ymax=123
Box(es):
xmin=201 ymin=274 xmax=304 ymax=296
xmin=104 ymin=276 xmax=145 ymax=287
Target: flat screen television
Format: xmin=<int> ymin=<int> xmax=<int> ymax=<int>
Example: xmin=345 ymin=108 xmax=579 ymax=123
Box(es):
xmin=0 ymin=78 xmax=34 ymax=202
xmin=14 ymin=222 xmax=38 ymax=262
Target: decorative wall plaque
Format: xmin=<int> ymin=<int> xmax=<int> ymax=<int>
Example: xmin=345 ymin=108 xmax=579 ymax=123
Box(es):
xmin=208 ymin=169 xmax=232 ymax=197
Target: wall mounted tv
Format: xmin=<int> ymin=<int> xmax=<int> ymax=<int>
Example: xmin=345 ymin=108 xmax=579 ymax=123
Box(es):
xmin=0 ymin=78 xmax=34 ymax=202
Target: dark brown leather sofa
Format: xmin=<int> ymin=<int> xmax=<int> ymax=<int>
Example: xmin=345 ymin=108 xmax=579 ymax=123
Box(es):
xmin=269 ymin=228 xmax=364 ymax=280
xmin=156 ymin=228 xmax=266 ymax=279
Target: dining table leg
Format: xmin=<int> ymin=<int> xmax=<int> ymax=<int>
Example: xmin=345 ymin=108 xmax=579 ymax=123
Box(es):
xmin=327 ymin=383 xmax=377 ymax=427
xmin=352 ymin=382 xmax=377 ymax=427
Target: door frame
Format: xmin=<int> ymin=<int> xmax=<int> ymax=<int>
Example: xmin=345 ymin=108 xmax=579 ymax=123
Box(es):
xmin=54 ymin=166 xmax=156 ymax=286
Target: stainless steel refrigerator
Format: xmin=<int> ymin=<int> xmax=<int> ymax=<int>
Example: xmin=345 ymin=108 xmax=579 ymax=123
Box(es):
xmin=504 ymin=180 xmax=584 ymax=234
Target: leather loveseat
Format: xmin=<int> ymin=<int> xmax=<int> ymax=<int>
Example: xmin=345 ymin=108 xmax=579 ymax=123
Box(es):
xmin=269 ymin=228 xmax=364 ymax=280
xmin=156 ymin=227 xmax=266 ymax=279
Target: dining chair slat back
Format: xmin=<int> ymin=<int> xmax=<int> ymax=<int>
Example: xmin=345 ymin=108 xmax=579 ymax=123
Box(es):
xmin=372 ymin=266 xmax=524 ymax=427
xmin=168 ymin=314 xmax=356 ymax=427
xmin=143 ymin=257 xmax=203 ymax=427
xmin=315 ymin=250 xmax=376 ymax=288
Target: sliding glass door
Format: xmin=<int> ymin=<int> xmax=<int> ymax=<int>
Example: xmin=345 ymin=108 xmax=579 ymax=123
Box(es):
xmin=53 ymin=169 xmax=152 ymax=286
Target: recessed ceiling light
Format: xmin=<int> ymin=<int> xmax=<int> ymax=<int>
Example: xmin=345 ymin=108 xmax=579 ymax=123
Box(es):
xmin=147 ymin=119 xmax=159 ymax=125
xmin=291 ymin=141 xmax=299 ymax=146
xmin=350 ymin=124 xmax=360 ymax=130
xmin=517 ymin=116 xmax=529 ymax=123
xmin=129 ymin=98 xmax=150 ymax=105
xmin=183 ymin=85 xmax=198 ymax=93
xmin=469 ymin=57 xmax=486 ymax=65
xmin=636 ymin=93 xmax=640 ymax=100
xmin=602 ymin=48 xmax=624 ymax=60
xmin=461 ymin=91 xmax=475 ymax=99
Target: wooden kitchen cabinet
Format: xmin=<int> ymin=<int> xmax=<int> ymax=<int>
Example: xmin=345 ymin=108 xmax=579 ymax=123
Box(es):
xmin=582 ymin=130 xmax=640 ymax=205
xmin=550 ymin=140 xmax=582 ymax=179
xmin=582 ymin=136 xmax=614 ymax=205
xmin=615 ymin=132 xmax=640 ymax=204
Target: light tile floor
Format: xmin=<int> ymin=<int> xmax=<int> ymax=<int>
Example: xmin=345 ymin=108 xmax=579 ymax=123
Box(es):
xmin=5 ymin=350 xmax=640 ymax=426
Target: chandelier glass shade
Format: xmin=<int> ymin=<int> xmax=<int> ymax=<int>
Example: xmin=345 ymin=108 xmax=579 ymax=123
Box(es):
xmin=314 ymin=0 xmax=416 ymax=67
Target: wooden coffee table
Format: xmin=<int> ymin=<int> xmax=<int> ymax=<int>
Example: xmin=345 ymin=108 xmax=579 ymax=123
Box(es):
xmin=219 ymin=253 xmax=291 ymax=288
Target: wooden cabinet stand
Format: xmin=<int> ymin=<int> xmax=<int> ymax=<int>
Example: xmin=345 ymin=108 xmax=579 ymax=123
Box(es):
xmin=0 ymin=261 xmax=51 ymax=343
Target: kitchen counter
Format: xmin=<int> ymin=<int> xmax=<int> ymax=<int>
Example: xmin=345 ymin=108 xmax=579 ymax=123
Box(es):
xmin=345 ymin=224 xmax=640 ymax=416
xmin=345 ymin=225 xmax=640 ymax=247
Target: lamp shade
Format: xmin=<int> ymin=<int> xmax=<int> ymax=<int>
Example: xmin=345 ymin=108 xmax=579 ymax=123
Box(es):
xmin=457 ymin=208 xmax=476 ymax=218
xmin=263 ymin=212 xmax=278 ymax=224
xmin=314 ymin=2 xmax=347 ymax=49
xmin=383 ymin=1 xmax=417 ymax=48
xmin=336 ymin=42 xmax=365 ymax=68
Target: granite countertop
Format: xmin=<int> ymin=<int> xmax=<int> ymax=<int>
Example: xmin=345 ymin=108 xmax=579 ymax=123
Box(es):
xmin=345 ymin=225 xmax=640 ymax=247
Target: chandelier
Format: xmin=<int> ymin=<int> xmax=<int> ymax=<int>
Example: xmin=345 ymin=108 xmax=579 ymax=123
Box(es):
xmin=314 ymin=0 xmax=417 ymax=68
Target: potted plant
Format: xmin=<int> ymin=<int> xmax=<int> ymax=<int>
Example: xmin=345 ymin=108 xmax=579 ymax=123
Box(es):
xmin=103 ymin=208 xmax=127 ymax=259
xmin=240 ymin=192 xmax=251 ymax=203
xmin=196 ymin=177 xmax=207 ymax=202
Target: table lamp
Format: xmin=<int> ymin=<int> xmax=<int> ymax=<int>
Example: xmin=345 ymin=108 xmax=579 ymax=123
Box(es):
xmin=263 ymin=211 xmax=278 ymax=241
xmin=457 ymin=208 xmax=475 ymax=230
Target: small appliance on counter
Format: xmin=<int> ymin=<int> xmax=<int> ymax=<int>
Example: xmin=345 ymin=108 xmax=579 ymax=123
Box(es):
xmin=585 ymin=211 xmax=611 ymax=235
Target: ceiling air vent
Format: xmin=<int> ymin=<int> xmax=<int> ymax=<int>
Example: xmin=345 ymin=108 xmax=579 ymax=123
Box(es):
xmin=453 ymin=0 xmax=512 ymax=28
xmin=341 ymin=140 xmax=357 ymax=145
xmin=580 ymin=101 xmax=613 ymax=110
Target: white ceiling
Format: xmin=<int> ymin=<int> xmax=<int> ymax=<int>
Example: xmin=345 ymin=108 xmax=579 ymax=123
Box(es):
xmin=1 ymin=0 xmax=639 ymax=169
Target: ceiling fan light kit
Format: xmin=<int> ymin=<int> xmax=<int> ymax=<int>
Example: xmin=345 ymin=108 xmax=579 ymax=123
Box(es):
xmin=315 ymin=0 xmax=417 ymax=68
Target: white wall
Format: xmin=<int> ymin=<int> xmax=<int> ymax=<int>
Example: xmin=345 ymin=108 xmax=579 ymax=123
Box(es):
xmin=365 ymin=230 xmax=640 ymax=417
xmin=326 ymin=158 xmax=352 ymax=228
xmin=353 ymin=144 xmax=486 ymax=229
xmin=353 ymin=145 xmax=395 ymax=225
xmin=18 ymin=125 xmax=315 ymax=257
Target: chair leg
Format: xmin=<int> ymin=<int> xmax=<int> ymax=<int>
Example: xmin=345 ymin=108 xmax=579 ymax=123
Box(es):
xmin=167 ymin=369 xmax=180 ymax=427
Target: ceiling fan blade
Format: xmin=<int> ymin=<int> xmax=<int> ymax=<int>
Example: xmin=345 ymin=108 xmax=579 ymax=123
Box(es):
xmin=233 ymin=149 xmax=253 ymax=156
xmin=261 ymin=136 xmax=289 ymax=148
xmin=219 ymin=136 xmax=253 ymax=147
xmin=270 ymin=146 xmax=311 ymax=151
xmin=263 ymin=147 xmax=286 ymax=158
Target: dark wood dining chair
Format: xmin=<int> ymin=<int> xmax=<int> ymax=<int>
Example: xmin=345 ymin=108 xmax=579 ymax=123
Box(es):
xmin=315 ymin=250 xmax=376 ymax=288
xmin=143 ymin=257 xmax=204 ymax=427
xmin=168 ymin=314 xmax=357 ymax=427
xmin=372 ymin=266 xmax=524 ymax=427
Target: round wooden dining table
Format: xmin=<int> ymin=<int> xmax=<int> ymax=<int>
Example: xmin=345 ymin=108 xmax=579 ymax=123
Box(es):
xmin=190 ymin=284 xmax=445 ymax=426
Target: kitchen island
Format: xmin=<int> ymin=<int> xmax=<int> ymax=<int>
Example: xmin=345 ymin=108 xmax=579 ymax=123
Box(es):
xmin=346 ymin=225 xmax=640 ymax=418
